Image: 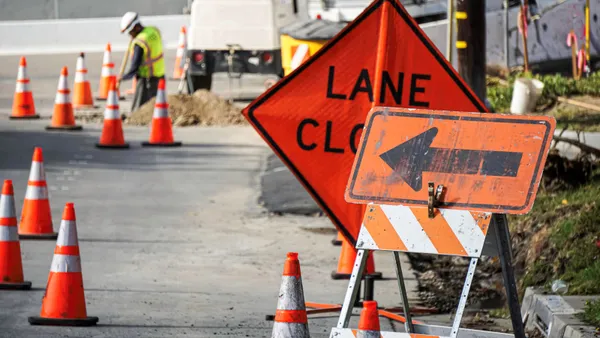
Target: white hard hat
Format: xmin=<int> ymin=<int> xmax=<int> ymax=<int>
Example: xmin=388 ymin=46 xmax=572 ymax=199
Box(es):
xmin=120 ymin=12 xmax=141 ymax=34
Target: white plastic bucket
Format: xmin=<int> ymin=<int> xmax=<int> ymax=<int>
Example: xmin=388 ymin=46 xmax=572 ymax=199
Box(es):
xmin=510 ymin=78 xmax=544 ymax=114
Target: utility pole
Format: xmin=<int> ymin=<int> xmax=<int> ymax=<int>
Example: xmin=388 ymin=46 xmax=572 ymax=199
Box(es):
xmin=456 ymin=0 xmax=486 ymax=102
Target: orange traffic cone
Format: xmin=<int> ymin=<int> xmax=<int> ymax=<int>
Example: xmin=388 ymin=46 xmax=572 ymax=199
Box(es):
xmin=97 ymin=43 xmax=121 ymax=101
xmin=331 ymin=231 xmax=343 ymax=246
xmin=28 ymin=203 xmax=99 ymax=326
xmin=10 ymin=57 xmax=39 ymax=120
xmin=72 ymin=53 xmax=95 ymax=109
xmin=357 ymin=301 xmax=381 ymax=337
xmin=19 ymin=147 xmax=57 ymax=240
xmin=332 ymin=237 xmax=381 ymax=280
xmin=172 ymin=26 xmax=187 ymax=79
xmin=0 ymin=180 xmax=32 ymax=290
xmin=141 ymin=78 xmax=182 ymax=147
xmin=271 ymin=252 xmax=310 ymax=338
xmin=46 ymin=67 xmax=82 ymax=131
xmin=96 ymin=79 xmax=128 ymax=149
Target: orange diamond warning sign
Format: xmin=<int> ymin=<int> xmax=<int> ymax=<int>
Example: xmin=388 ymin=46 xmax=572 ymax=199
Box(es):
xmin=242 ymin=0 xmax=487 ymax=244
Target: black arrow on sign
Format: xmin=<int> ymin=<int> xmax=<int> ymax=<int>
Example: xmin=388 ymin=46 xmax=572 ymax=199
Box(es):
xmin=379 ymin=127 xmax=523 ymax=192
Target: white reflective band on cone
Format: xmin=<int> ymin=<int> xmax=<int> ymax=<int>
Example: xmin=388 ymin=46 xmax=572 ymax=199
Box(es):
xmin=28 ymin=162 xmax=46 ymax=182
xmin=102 ymin=50 xmax=111 ymax=64
xmin=55 ymin=93 xmax=71 ymax=104
xmin=0 ymin=194 xmax=16 ymax=218
xmin=56 ymin=220 xmax=79 ymax=246
xmin=0 ymin=226 xmax=18 ymax=242
xmin=76 ymin=56 xmax=85 ymax=72
xmin=17 ymin=66 xmax=27 ymax=81
xmin=176 ymin=47 xmax=185 ymax=57
xmin=101 ymin=66 xmax=113 ymax=77
xmin=272 ymin=322 xmax=309 ymax=338
xmin=25 ymin=186 xmax=48 ymax=200
xmin=57 ymin=75 xmax=68 ymax=90
xmin=107 ymin=89 xmax=118 ymax=106
xmin=104 ymin=108 xmax=120 ymax=120
xmin=50 ymin=254 xmax=82 ymax=273
xmin=15 ymin=82 xmax=29 ymax=93
xmin=74 ymin=71 xmax=86 ymax=83
xmin=276 ymin=276 xmax=306 ymax=310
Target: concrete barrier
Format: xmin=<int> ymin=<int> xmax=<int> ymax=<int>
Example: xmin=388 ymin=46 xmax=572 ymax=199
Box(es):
xmin=0 ymin=15 xmax=189 ymax=56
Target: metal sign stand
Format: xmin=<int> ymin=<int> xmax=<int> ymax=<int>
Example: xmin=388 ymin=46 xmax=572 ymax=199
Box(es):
xmin=330 ymin=202 xmax=526 ymax=338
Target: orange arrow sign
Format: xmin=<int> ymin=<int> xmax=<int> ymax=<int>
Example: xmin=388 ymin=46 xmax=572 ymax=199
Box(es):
xmin=345 ymin=107 xmax=556 ymax=214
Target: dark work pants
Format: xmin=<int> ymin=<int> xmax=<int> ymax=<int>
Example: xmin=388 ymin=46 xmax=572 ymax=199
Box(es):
xmin=131 ymin=76 xmax=163 ymax=112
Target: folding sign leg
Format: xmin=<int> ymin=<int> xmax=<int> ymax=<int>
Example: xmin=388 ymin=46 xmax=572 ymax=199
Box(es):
xmin=337 ymin=249 xmax=369 ymax=328
xmin=393 ymin=251 xmax=415 ymax=333
xmin=450 ymin=257 xmax=479 ymax=338
xmin=493 ymin=214 xmax=527 ymax=338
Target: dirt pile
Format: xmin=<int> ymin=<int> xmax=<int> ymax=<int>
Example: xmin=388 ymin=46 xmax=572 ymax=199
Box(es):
xmin=126 ymin=90 xmax=247 ymax=127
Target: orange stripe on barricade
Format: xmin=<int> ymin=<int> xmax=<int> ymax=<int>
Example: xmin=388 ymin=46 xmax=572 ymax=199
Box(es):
xmin=412 ymin=208 xmax=466 ymax=255
xmin=274 ymin=309 xmax=308 ymax=323
xmin=363 ymin=206 xmax=407 ymax=251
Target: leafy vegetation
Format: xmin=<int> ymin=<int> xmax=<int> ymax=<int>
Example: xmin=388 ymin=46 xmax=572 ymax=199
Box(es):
xmin=578 ymin=299 xmax=600 ymax=328
xmin=510 ymin=173 xmax=600 ymax=296
xmin=487 ymin=71 xmax=600 ymax=113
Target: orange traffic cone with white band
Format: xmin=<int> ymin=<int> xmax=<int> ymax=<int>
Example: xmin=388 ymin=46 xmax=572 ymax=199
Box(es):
xmin=28 ymin=203 xmax=99 ymax=326
xmin=96 ymin=79 xmax=129 ymax=149
xmin=332 ymin=237 xmax=381 ymax=280
xmin=272 ymin=252 xmax=310 ymax=338
xmin=19 ymin=147 xmax=57 ymax=240
xmin=97 ymin=43 xmax=121 ymax=101
xmin=72 ymin=53 xmax=95 ymax=109
xmin=46 ymin=67 xmax=82 ymax=131
xmin=141 ymin=78 xmax=182 ymax=147
xmin=0 ymin=180 xmax=32 ymax=290
xmin=172 ymin=26 xmax=187 ymax=79
xmin=10 ymin=57 xmax=39 ymax=120
xmin=357 ymin=301 xmax=381 ymax=338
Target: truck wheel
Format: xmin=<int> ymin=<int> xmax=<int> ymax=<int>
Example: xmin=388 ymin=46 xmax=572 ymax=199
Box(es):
xmin=190 ymin=74 xmax=213 ymax=92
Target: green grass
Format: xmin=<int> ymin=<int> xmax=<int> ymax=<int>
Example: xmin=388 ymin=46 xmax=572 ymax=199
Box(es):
xmin=487 ymin=71 xmax=600 ymax=113
xmin=512 ymin=176 xmax=600 ymax=295
xmin=577 ymin=299 xmax=600 ymax=327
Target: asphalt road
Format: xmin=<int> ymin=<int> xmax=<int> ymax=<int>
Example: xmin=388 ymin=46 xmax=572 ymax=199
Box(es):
xmin=0 ymin=53 xmax=424 ymax=337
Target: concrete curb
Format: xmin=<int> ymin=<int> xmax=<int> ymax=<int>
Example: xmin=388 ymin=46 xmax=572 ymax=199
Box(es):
xmin=521 ymin=287 xmax=599 ymax=338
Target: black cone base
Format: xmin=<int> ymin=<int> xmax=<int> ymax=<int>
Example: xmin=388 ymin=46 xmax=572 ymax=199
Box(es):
xmin=19 ymin=232 xmax=58 ymax=240
xmin=10 ymin=115 xmax=40 ymax=120
xmin=331 ymin=238 xmax=343 ymax=246
xmin=0 ymin=281 xmax=32 ymax=290
xmin=96 ymin=143 xmax=130 ymax=149
xmin=45 ymin=125 xmax=83 ymax=131
xmin=141 ymin=141 xmax=182 ymax=147
xmin=29 ymin=316 xmax=99 ymax=326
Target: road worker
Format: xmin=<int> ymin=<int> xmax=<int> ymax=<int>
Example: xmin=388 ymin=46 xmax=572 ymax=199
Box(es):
xmin=118 ymin=12 xmax=166 ymax=112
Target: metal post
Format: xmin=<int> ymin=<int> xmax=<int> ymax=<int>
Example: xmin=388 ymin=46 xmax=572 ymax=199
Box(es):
xmin=393 ymin=252 xmax=415 ymax=333
xmin=446 ymin=0 xmax=454 ymax=63
xmin=456 ymin=0 xmax=486 ymax=102
xmin=493 ymin=214 xmax=526 ymax=338
xmin=504 ymin=0 xmax=510 ymax=68
xmin=450 ymin=258 xmax=479 ymax=338
xmin=586 ymin=0 xmax=591 ymax=72
xmin=337 ymin=249 xmax=369 ymax=328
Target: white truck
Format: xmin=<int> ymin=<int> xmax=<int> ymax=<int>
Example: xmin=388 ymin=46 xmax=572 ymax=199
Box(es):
xmin=185 ymin=0 xmax=308 ymax=92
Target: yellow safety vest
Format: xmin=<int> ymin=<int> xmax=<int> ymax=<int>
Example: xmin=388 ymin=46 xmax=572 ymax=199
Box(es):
xmin=131 ymin=26 xmax=165 ymax=78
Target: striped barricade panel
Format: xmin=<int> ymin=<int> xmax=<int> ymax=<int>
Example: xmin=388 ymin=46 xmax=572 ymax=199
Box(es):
xmin=329 ymin=328 xmax=444 ymax=338
xmin=356 ymin=204 xmax=492 ymax=258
